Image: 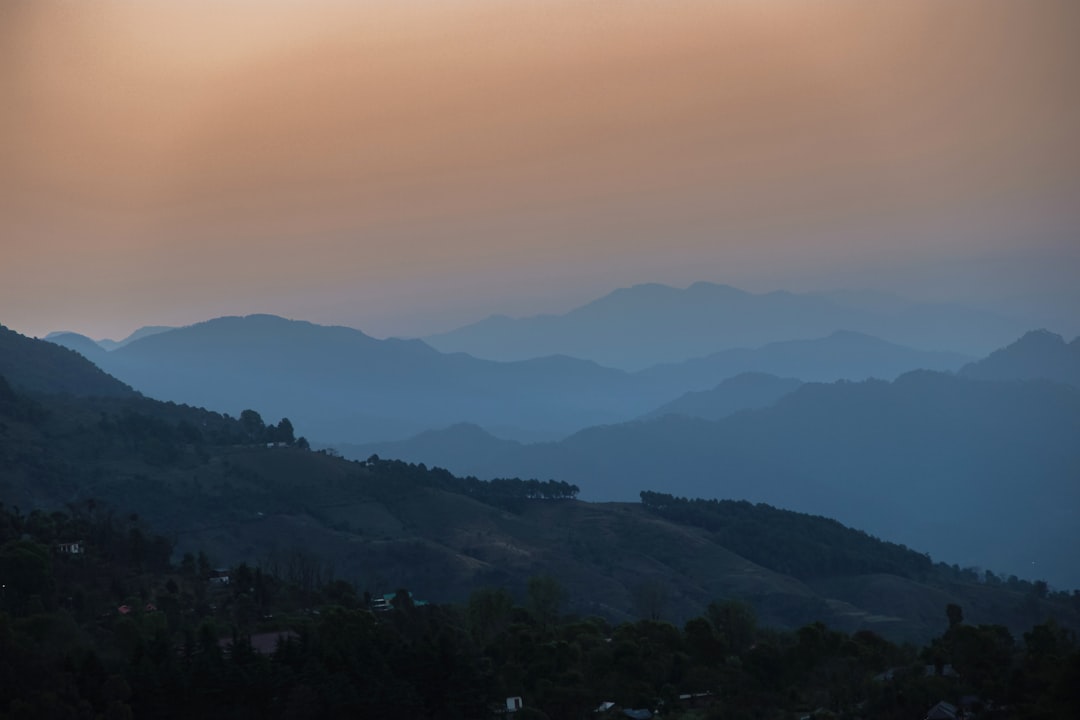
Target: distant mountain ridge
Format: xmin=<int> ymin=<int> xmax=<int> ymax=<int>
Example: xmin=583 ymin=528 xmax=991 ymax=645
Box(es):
xmin=45 ymin=314 xmax=655 ymax=443
xmin=96 ymin=325 xmax=175 ymax=351
xmin=639 ymin=330 xmax=971 ymax=389
xmin=641 ymin=373 xmax=803 ymax=421
xmin=959 ymin=329 xmax=1080 ymax=387
xmin=425 ymin=281 xmax=1028 ymax=369
xmin=45 ymin=314 xmax=980 ymax=445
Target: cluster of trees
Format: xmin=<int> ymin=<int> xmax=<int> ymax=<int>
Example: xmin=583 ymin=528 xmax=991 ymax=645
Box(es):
xmin=0 ymin=501 xmax=172 ymax=616
xmin=87 ymin=405 xmax=306 ymax=466
xmin=362 ymin=455 xmax=578 ymax=511
xmin=1 ymin=501 xmax=1077 ymax=719
xmin=238 ymin=409 xmax=305 ymax=447
xmin=1 ymin=375 xmax=311 ymax=475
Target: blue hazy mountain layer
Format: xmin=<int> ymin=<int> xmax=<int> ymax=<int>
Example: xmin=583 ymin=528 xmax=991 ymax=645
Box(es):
xmin=46 ymin=316 xmax=975 ymax=444
xmin=641 ymin=373 xmax=804 ymax=421
xmin=959 ymin=329 xmax=1080 ymax=387
xmin=425 ymin=282 xmax=1026 ymax=370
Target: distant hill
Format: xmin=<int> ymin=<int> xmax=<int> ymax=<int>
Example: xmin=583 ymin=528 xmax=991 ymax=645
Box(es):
xmin=0 ymin=324 xmax=135 ymax=398
xmin=95 ymin=324 xmax=175 ymax=351
xmin=338 ymin=422 xmax=522 ymax=471
xmin=45 ymin=316 xmax=983 ymax=446
xmin=641 ymin=373 xmax=803 ymax=421
xmin=638 ymin=330 xmax=970 ymax=390
xmin=0 ymin=344 xmax=1074 ymax=642
xmin=959 ymin=329 xmax=1080 ymax=387
xmin=42 ymin=331 xmax=110 ymax=362
xmin=338 ymin=421 xmax=522 ymax=462
xmin=425 ymin=282 xmax=1025 ymax=370
xmin=46 ymin=314 xmax=663 ymax=443
xmin=356 ymin=370 xmax=1080 ymax=589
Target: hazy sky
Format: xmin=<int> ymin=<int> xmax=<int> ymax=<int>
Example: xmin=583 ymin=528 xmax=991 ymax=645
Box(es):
xmin=3 ymin=0 xmax=1078 ymax=341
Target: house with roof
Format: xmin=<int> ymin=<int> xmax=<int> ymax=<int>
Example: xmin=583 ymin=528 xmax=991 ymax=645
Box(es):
xmin=56 ymin=541 xmax=83 ymax=555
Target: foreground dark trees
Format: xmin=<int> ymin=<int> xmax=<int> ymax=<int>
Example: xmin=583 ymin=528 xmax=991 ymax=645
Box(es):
xmin=1 ymin=503 xmax=1077 ymax=720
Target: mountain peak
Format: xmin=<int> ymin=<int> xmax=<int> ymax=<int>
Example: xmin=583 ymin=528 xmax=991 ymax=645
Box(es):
xmin=1012 ymin=328 xmax=1066 ymax=349
xmin=959 ymin=329 xmax=1078 ymax=387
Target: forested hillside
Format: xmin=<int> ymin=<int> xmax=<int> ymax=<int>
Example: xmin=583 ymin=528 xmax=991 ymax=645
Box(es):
xmin=2 ymin=502 xmax=1079 ymax=719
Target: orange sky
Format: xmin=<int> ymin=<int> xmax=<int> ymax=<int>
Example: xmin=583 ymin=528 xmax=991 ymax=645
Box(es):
xmin=2 ymin=0 xmax=1078 ymax=340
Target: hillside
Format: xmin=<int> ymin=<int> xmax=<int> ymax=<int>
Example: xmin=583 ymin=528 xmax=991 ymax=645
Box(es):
xmin=425 ymin=282 xmax=1023 ymax=369
xmin=3 ymin=328 xmax=1075 ymax=642
xmin=642 ymin=373 xmax=803 ymax=421
xmin=356 ymin=370 xmax=1080 ymax=590
xmin=0 ymin=323 xmax=135 ymax=398
xmin=4 ymin=497 xmax=1076 ymax=720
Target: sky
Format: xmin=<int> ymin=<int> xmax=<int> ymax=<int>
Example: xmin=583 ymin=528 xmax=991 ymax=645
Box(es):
xmin=2 ymin=0 xmax=1079 ymax=342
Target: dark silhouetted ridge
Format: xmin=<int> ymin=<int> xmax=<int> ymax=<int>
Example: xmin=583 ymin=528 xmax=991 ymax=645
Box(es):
xmin=0 ymin=324 xmax=135 ymax=397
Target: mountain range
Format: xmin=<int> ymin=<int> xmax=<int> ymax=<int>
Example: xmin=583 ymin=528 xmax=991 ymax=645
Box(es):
xmin=46 ymin=316 xmax=977 ymax=444
xmin=28 ymin=298 xmax=1080 ymax=588
xmin=46 ymin=314 xmax=646 ymax=443
xmin=2 ymin=323 xmax=1076 ymax=643
xmin=424 ymin=282 xmax=1028 ymax=370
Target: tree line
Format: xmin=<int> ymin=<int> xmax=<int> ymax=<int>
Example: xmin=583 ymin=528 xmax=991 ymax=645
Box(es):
xmin=363 ymin=455 xmax=578 ymax=511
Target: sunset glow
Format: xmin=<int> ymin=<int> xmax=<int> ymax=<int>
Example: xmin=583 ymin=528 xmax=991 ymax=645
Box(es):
xmin=3 ymin=0 xmax=1078 ymax=339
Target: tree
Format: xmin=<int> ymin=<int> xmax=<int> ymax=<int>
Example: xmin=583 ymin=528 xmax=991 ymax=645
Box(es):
xmin=392 ymin=588 xmax=415 ymax=611
xmin=527 ymin=575 xmax=564 ymax=630
xmin=468 ymin=587 xmax=515 ymax=645
xmin=946 ymin=603 xmax=964 ymax=628
xmin=947 ymin=623 xmax=1014 ymax=695
xmin=632 ymin=579 xmax=669 ymax=621
xmin=0 ymin=540 xmax=54 ymax=614
xmin=239 ymin=409 xmax=265 ymax=441
xmin=706 ymin=599 xmax=757 ymax=655
xmin=269 ymin=417 xmax=295 ymax=444
xmin=684 ymin=617 xmax=724 ymax=665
